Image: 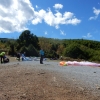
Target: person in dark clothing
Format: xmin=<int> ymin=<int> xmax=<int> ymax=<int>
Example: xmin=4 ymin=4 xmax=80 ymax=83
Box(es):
xmin=4 ymin=56 xmax=9 ymax=63
xmin=39 ymin=49 xmax=44 ymax=64
xmin=16 ymin=53 xmax=21 ymax=61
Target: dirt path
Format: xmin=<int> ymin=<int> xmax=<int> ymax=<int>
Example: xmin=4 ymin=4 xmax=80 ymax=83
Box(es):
xmin=0 ymin=61 xmax=100 ymax=100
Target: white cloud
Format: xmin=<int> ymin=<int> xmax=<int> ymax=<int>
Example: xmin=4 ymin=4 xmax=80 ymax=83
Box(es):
xmin=89 ymin=16 xmax=98 ymax=20
xmin=53 ymin=4 xmax=63 ymax=9
xmin=0 ymin=0 xmax=34 ymax=33
xmin=89 ymin=7 xmax=100 ymax=20
xmin=60 ymin=30 xmax=66 ymax=35
xmin=36 ymin=5 xmax=38 ymax=9
xmin=44 ymin=31 xmax=48 ymax=35
xmin=82 ymin=33 xmax=92 ymax=38
xmin=0 ymin=1 xmax=81 ymax=33
xmin=32 ymin=9 xmax=81 ymax=29
xmin=93 ymin=7 xmax=100 ymax=15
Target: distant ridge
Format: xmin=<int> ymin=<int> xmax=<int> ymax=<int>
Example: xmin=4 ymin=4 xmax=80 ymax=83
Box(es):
xmin=0 ymin=38 xmax=16 ymax=41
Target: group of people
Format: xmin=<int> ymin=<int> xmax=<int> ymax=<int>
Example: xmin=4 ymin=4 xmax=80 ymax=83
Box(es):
xmin=16 ymin=52 xmax=32 ymax=61
xmin=0 ymin=48 xmax=45 ymax=64
xmin=16 ymin=48 xmax=45 ymax=64
xmin=16 ymin=52 xmax=26 ymax=61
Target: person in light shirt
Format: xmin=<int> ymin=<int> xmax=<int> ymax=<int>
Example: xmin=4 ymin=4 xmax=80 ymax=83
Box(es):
xmin=21 ymin=52 xmax=26 ymax=61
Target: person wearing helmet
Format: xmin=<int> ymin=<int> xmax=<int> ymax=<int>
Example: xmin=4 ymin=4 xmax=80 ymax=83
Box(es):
xmin=0 ymin=52 xmax=5 ymax=64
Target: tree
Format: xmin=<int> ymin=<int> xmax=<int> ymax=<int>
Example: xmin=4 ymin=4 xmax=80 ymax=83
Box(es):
xmin=27 ymin=44 xmax=39 ymax=56
xmin=19 ymin=46 xmax=28 ymax=54
xmin=6 ymin=41 xmax=16 ymax=56
xmin=57 ymin=44 xmax=64 ymax=56
xmin=63 ymin=43 xmax=84 ymax=59
xmin=17 ymin=30 xmax=40 ymax=50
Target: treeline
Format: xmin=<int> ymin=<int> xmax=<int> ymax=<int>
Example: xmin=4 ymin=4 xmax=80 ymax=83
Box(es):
xmin=0 ymin=30 xmax=100 ymax=62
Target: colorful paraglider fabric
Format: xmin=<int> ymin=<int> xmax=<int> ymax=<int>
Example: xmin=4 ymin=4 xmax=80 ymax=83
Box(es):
xmin=60 ymin=61 xmax=67 ymax=66
xmin=59 ymin=61 xmax=100 ymax=67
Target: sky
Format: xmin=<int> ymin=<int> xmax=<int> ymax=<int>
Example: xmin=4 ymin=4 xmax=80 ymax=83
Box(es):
xmin=0 ymin=0 xmax=100 ymax=41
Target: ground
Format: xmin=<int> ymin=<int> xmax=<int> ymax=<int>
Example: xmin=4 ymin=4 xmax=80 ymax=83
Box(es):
xmin=0 ymin=57 xmax=100 ymax=100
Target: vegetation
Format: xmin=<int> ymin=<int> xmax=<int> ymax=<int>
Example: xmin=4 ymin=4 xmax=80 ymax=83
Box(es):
xmin=1 ymin=30 xmax=100 ymax=62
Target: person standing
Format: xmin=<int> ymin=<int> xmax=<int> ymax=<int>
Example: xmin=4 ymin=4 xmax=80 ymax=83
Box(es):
xmin=0 ymin=52 xmax=5 ymax=64
xmin=39 ymin=48 xmax=44 ymax=64
xmin=16 ymin=52 xmax=21 ymax=61
xmin=21 ymin=52 xmax=26 ymax=61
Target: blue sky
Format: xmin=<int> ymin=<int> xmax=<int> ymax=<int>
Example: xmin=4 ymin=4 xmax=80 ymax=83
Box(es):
xmin=0 ymin=0 xmax=100 ymax=41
